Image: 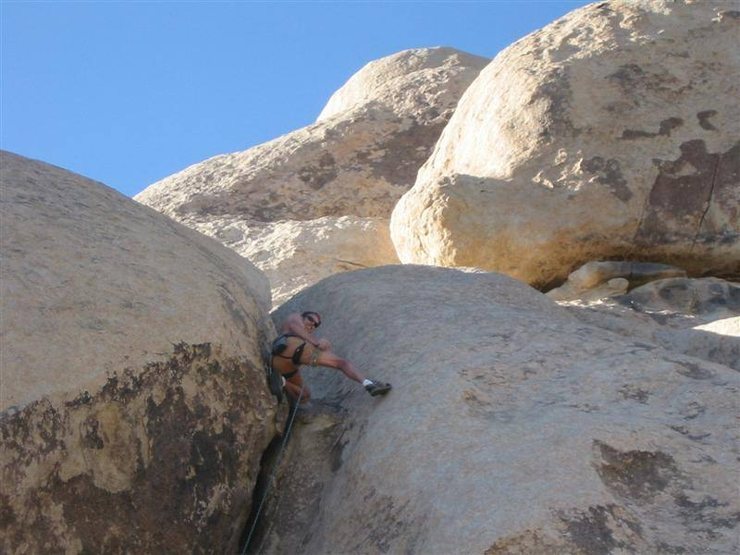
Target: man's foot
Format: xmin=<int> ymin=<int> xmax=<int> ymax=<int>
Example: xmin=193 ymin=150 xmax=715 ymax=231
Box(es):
xmin=364 ymin=379 xmax=392 ymax=396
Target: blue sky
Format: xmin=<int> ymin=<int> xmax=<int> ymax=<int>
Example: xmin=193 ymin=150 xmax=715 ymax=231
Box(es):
xmin=2 ymin=1 xmax=590 ymax=197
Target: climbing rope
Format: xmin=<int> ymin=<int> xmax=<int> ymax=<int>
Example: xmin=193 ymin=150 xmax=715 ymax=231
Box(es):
xmin=241 ymin=379 xmax=305 ymax=554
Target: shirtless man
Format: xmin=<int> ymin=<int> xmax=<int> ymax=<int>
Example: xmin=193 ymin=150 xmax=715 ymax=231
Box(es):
xmin=271 ymin=311 xmax=391 ymax=403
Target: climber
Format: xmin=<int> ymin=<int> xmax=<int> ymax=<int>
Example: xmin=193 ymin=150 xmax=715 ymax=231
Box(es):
xmin=271 ymin=311 xmax=391 ymax=403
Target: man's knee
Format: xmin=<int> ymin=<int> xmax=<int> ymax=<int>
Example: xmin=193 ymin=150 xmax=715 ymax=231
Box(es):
xmin=285 ymin=382 xmax=310 ymax=402
xmin=320 ymin=357 xmax=348 ymax=373
xmin=338 ymin=358 xmax=355 ymax=373
xmin=293 ymin=388 xmax=310 ymax=404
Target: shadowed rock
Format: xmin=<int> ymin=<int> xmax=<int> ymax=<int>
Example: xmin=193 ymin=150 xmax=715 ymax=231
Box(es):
xmin=555 ymin=277 xmax=740 ymax=370
xmin=547 ymin=260 xmax=687 ymax=301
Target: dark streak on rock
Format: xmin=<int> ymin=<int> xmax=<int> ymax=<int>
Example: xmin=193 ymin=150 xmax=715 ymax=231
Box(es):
xmin=335 ymin=258 xmax=369 ymax=269
xmin=692 ymin=154 xmax=721 ymax=250
xmin=656 ymin=542 xmax=689 ymax=553
xmin=674 ymin=494 xmax=740 ymax=536
xmin=621 ymin=117 xmax=683 ymax=140
xmin=619 ymin=385 xmax=650 ymax=404
xmin=298 ymin=152 xmax=338 ymax=191
xmin=606 ymin=63 xmax=688 ymax=98
xmin=218 ymin=285 xmax=253 ymax=340
xmin=530 ymin=68 xmax=580 ymax=141
xmin=697 ymin=110 xmax=718 ymax=131
xmin=635 ymin=141 xmax=740 ymax=248
xmin=81 ymin=417 xmax=105 ymax=449
xmin=365 ymin=120 xmax=446 ymax=186
xmin=672 ymin=359 xmax=714 ymax=380
xmin=581 ymin=156 xmax=632 ymax=201
xmin=330 ymin=435 xmax=349 ymax=472
xmin=560 ymin=504 xmax=642 ymax=555
xmin=66 ymin=390 xmax=93 ymax=408
xmin=607 ymin=64 xmax=646 ymax=89
xmin=669 ymin=425 xmax=711 ymax=442
xmin=594 ymin=441 xmax=678 ymax=502
xmin=0 ymin=493 xmax=16 ymax=528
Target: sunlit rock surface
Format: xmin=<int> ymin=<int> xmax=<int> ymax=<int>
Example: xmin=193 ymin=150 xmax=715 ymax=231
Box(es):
xmin=136 ymin=47 xmax=488 ymax=305
xmin=392 ymin=0 xmax=740 ymax=287
xmin=0 ymin=151 xmax=277 ymax=553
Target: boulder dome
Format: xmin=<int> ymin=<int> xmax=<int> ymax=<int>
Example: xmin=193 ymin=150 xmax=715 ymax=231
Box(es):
xmin=391 ymin=1 xmax=739 ymax=287
xmin=1 ymin=151 xmax=276 ymax=553
xmin=252 ymin=265 xmax=740 ymax=553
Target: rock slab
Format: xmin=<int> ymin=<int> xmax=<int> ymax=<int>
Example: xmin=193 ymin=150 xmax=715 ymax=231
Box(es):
xmin=258 ymin=266 xmax=739 ymax=554
xmin=193 ymin=215 xmax=399 ymax=307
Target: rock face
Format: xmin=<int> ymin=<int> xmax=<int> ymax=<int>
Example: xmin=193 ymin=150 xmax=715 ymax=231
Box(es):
xmin=157 ymin=214 xmax=397 ymax=309
xmin=0 ymin=151 xmax=277 ymax=553
xmin=558 ymin=276 xmax=740 ymax=370
xmin=254 ymin=266 xmax=739 ymax=554
xmin=135 ymin=47 xmax=488 ymax=305
xmin=193 ymin=215 xmax=399 ymax=307
xmin=392 ymin=1 xmax=740 ymax=288
xmin=546 ymin=262 xmax=740 ymax=369
xmin=136 ymin=47 xmax=487 ymax=223
xmin=547 ymin=260 xmax=687 ymax=301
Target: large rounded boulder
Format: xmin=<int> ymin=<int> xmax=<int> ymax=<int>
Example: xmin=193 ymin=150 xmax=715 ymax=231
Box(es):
xmin=392 ymin=1 xmax=739 ymax=288
xmin=136 ymin=47 xmax=488 ymax=305
xmin=249 ymin=265 xmax=739 ymax=554
xmin=0 ymin=151 xmax=276 ymax=553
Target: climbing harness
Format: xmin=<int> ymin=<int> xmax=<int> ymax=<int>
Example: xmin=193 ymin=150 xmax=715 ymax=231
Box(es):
xmin=272 ymin=333 xmax=308 ymax=365
xmin=266 ymin=362 xmax=285 ymax=401
xmin=241 ymin=381 xmax=305 ymax=554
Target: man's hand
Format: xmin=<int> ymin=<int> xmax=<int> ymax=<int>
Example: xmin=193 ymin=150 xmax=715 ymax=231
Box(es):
xmin=316 ymin=338 xmax=331 ymax=351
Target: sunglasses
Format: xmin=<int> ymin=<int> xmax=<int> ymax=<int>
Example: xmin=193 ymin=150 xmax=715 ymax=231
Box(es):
xmin=306 ymin=316 xmax=321 ymax=328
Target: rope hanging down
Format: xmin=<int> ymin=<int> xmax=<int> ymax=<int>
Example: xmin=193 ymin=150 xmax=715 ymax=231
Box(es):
xmin=241 ymin=380 xmax=305 ymax=554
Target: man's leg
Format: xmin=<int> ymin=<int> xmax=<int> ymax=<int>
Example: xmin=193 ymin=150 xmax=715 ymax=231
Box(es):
xmin=312 ymin=350 xmax=366 ymax=383
xmin=284 ymin=373 xmax=310 ymax=404
xmin=302 ymin=346 xmax=391 ymax=396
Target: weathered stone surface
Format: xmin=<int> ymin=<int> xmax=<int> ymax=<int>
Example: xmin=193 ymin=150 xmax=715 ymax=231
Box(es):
xmin=1 ymin=344 xmax=275 ymax=554
xmin=256 ymin=266 xmax=739 ymax=553
xmin=618 ymin=276 xmax=740 ymax=318
xmin=1 ymin=151 xmax=271 ymax=411
xmin=658 ymin=318 xmax=739 ymax=371
xmin=136 ymin=47 xmax=487 ymax=224
xmin=188 ymin=215 xmax=398 ymax=307
xmin=0 ymin=151 xmax=277 ymax=553
xmin=392 ymin=1 xmax=740 ymax=288
xmin=559 ymin=277 xmax=740 ymax=370
xmin=317 ymin=47 xmax=484 ymax=123
xmin=547 ymin=260 xmax=687 ymax=301
xmin=135 ymin=48 xmax=487 ymax=302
